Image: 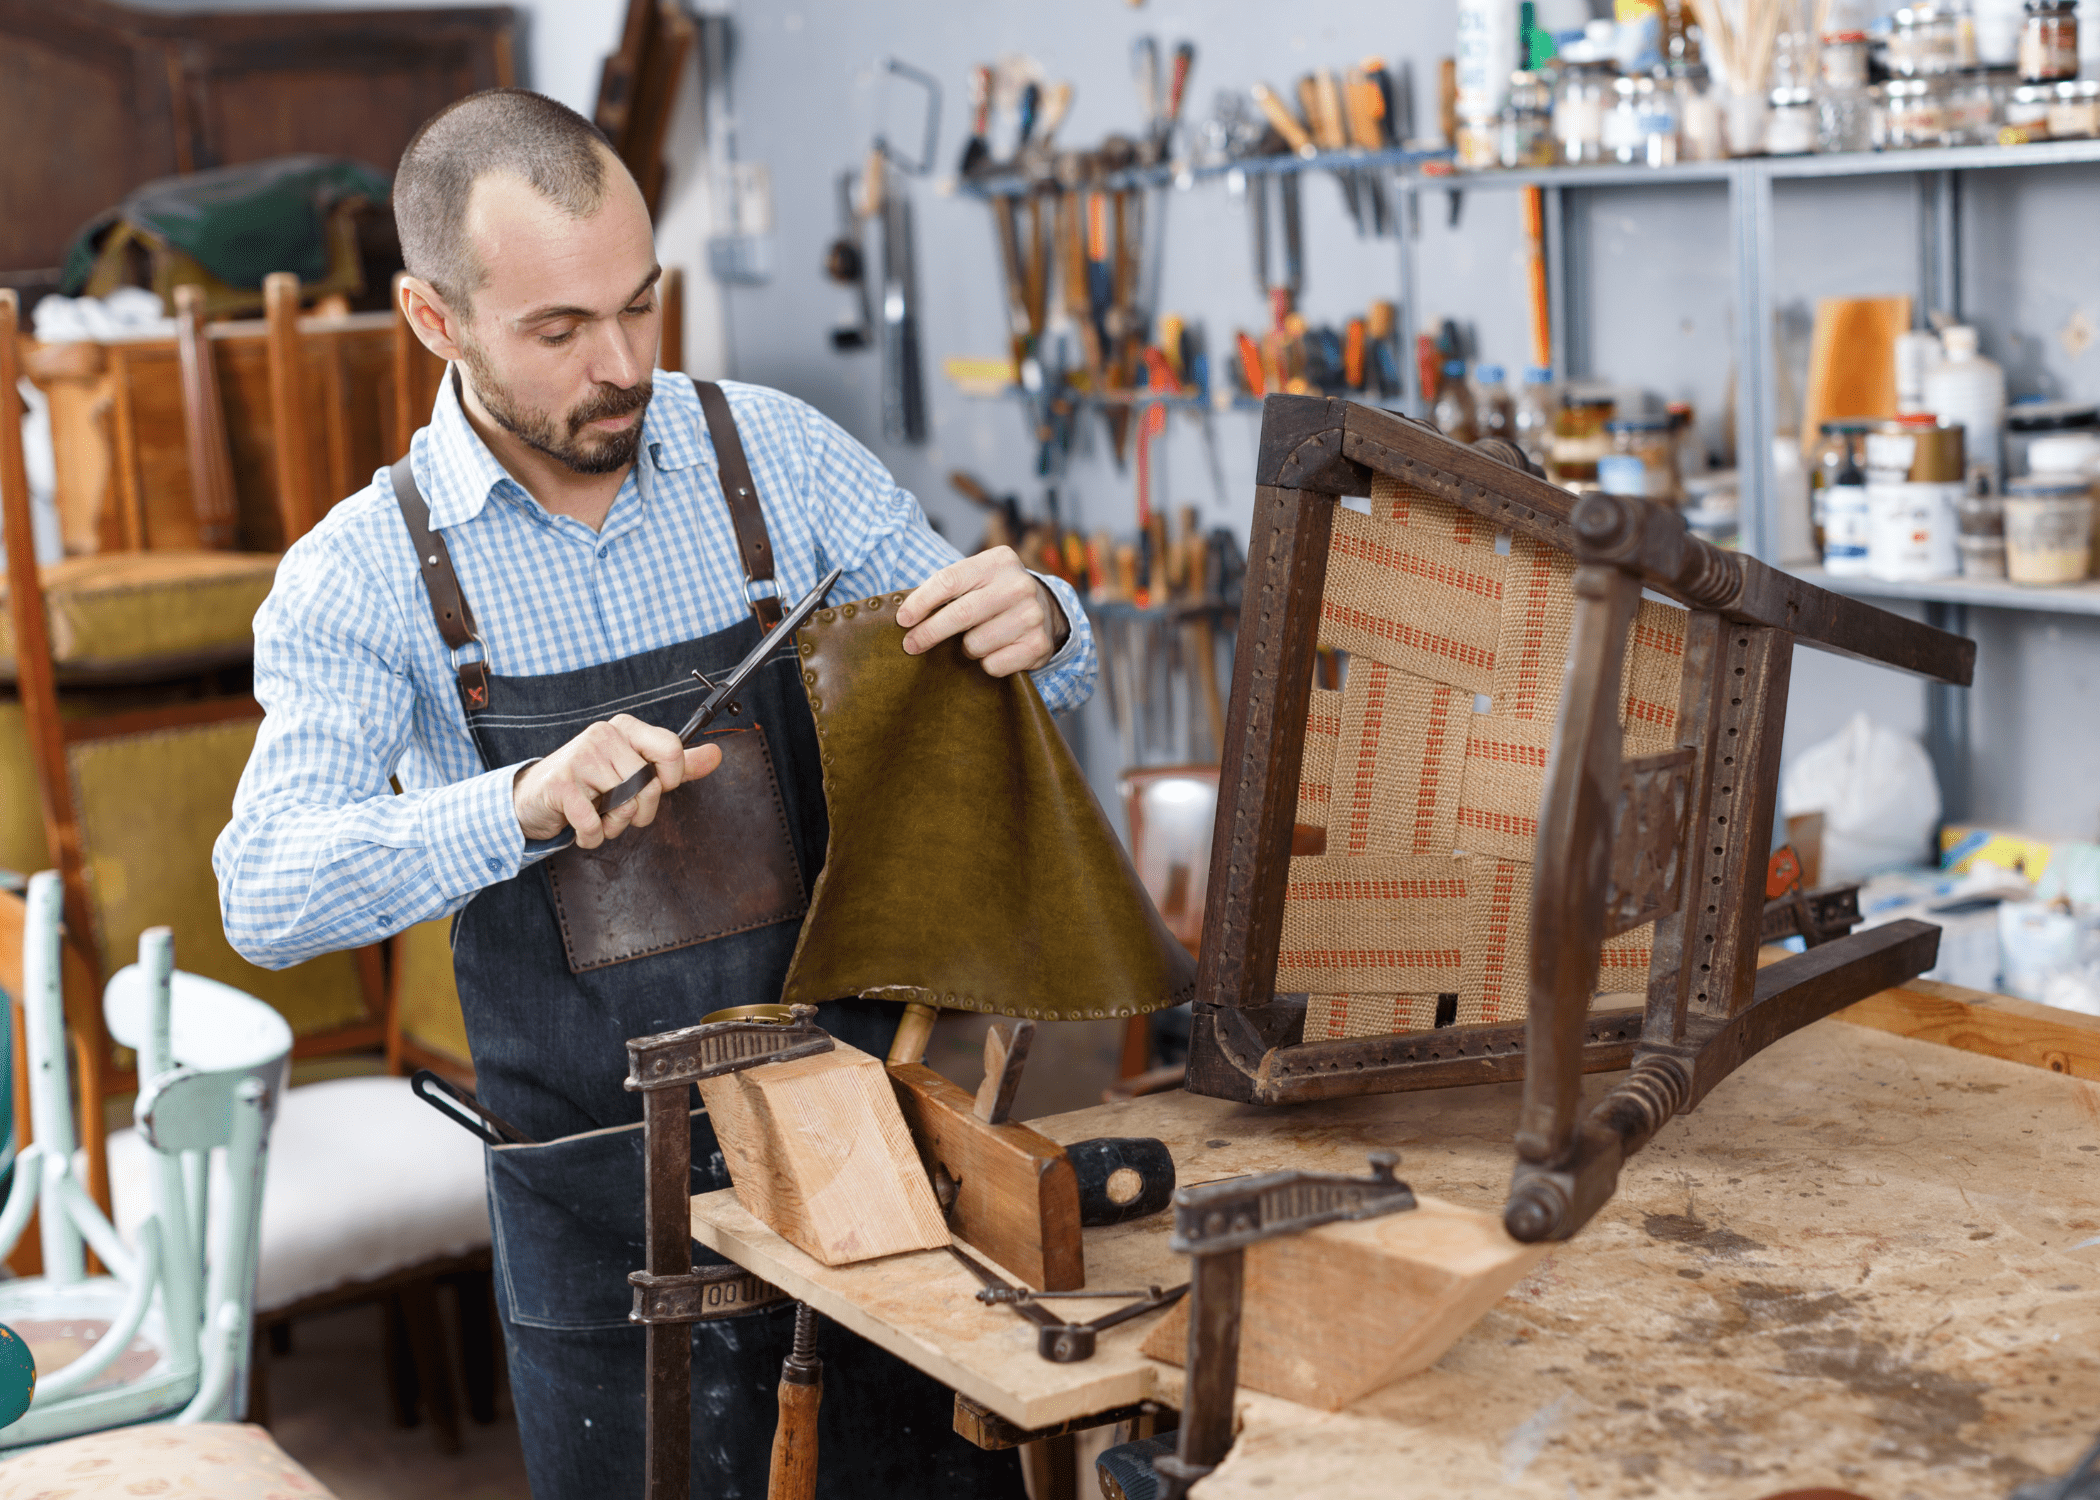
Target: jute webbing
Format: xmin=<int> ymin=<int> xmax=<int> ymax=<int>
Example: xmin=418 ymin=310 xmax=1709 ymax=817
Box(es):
xmin=1305 ymin=991 xmax=1441 ymax=1041
xmin=1297 ymin=687 xmax=1343 ymax=831
xmin=1283 ymin=490 xmax=1664 ymax=1037
xmin=1493 ymin=535 xmax=1578 ymax=723
xmin=1275 ymin=854 xmax=1466 ymax=994
xmin=1453 ymin=712 xmax=1555 ymax=864
xmin=1317 ymin=505 xmax=1502 ymax=692
xmin=1332 ymin=662 xmax=1464 ymax=858
xmin=1620 ymin=598 xmax=1689 ymax=757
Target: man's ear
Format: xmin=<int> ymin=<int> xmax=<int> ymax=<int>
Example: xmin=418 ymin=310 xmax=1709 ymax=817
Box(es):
xmin=398 ymin=275 xmax=468 ymax=363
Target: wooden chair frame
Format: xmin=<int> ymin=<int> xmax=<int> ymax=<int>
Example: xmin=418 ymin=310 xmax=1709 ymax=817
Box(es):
xmin=1 ymin=291 xmax=395 ymax=1211
xmin=1184 ymin=395 xmax=1975 ymax=1243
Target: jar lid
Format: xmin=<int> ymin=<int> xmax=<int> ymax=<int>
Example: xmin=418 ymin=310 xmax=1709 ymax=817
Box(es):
xmin=2007 ymin=399 xmax=2100 ymax=431
xmin=1822 ymin=29 xmax=1868 ymax=42
xmin=2025 ymin=0 xmax=2078 ymax=12
xmin=1886 ymin=413 xmax=1947 ymax=429
xmin=1606 ymin=416 xmax=1673 ymax=432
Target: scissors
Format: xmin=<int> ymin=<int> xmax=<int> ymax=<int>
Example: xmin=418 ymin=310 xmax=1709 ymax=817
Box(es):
xmin=521 ymin=565 xmax=845 ymax=857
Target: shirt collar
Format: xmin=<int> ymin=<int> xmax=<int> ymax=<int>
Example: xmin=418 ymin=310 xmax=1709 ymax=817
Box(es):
xmin=415 ymin=365 xmax=694 ymax=530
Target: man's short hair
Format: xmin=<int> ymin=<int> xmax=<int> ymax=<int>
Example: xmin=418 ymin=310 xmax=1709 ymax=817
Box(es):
xmin=394 ymin=89 xmax=619 ymax=316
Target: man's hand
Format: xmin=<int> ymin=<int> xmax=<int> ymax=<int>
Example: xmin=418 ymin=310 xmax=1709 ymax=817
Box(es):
xmin=895 ymin=546 xmax=1069 ymax=677
xmin=513 ymin=713 xmax=723 ymax=848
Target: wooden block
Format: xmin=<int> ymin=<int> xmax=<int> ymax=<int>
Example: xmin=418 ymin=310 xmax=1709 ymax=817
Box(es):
xmin=888 ymin=1061 xmax=1083 ymax=1290
xmin=1834 ymin=977 xmax=2100 ymax=1082
xmin=697 ymin=1040 xmax=949 ymax=1267
xmin=1138 ymin=1194 xmax=1543 ymax=1411
xmin=973 ymin=1020 xmax=1033 ymax=1123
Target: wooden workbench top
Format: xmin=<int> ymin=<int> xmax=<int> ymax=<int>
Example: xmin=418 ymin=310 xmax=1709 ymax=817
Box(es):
xmin=692 ymin=1011 xmax=2100 ymax=1497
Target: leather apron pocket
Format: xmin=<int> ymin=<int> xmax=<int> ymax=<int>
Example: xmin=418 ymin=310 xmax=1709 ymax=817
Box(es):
xmin=546 ymin=724 xmax=807 ymax=974
xmin=487 ymin=1110 xmax=725 ymax=1332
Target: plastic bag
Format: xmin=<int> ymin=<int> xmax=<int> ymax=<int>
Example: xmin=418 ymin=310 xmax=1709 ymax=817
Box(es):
xmin=1779 ymin=712 xmax=1941 ymax=883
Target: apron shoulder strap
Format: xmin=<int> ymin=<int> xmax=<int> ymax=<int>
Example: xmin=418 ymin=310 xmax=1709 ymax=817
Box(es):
xmin=693 ymin=380 xmax=784 ymax=629
xmin=391 ymin=455 xmax=492 ymax=714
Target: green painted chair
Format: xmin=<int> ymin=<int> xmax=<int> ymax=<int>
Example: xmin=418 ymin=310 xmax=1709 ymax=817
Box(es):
xmin=0 ymin=871 xmax=287 ymax=1445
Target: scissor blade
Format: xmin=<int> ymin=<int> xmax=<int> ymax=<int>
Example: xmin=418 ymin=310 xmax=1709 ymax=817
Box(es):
xmin=675 ymin=564 xmax=846 ymax=742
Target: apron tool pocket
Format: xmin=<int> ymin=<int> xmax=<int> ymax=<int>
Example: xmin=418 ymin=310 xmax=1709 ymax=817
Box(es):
xmin=486 ymin=1110 xmax=721 ymax=1332
xmin=546 ymin=724 xmax=807 ymax=974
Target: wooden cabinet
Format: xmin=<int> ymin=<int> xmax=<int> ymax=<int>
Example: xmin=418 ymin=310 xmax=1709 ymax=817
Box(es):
xmin=0 ymin=0 xmax=515 ymax=275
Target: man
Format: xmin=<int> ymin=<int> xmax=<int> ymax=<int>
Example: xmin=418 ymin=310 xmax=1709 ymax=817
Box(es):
xmin=214 ymin=89 xmax=1090 ymax=1497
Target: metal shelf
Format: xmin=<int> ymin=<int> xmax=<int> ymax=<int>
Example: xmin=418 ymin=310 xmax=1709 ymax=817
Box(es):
xmin=1443 ymin=160 xmax=1737 ymax=189
xmin=1760 ymin=136 xmax=2100 ymax=177
xmin=1791 ymin=565 xmax=2100 ymax=617
xmin=961 ymin=144 xmax=1452 ymax=197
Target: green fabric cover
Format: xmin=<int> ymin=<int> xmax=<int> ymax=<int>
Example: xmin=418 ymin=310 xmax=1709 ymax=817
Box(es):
xmin=61 ymin=156 xmax=389 ymax=295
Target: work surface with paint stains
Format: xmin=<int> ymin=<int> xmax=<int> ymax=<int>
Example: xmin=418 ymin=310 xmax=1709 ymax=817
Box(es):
xmin=1110 ymin=1016 xmax=2099 ymax=1499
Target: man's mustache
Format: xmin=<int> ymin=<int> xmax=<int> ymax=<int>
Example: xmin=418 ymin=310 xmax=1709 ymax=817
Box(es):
xmin=568 ymin=380 xmax=652 ymax=436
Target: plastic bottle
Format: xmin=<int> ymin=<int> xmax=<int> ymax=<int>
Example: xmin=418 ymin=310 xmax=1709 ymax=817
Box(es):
xmin=1514 ymin=366 xmax=1558 ymax=468
xmin=1433 ymin=360 xmax=1481 ymax=442
xmin=1925 ymin=325 xmax=2008 ymax=492
xmin=1474 ymin=364 xmax=1516 ymax=440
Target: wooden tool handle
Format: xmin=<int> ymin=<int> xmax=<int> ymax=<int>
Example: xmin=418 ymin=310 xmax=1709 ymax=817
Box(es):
xmin=1250 ymin=83 xmax=1314 ymax=157
xmin=887 ymin=1000 xmax=940 ymax=1066
xmin=767 ymin=1373 xmax=822 ymax=1500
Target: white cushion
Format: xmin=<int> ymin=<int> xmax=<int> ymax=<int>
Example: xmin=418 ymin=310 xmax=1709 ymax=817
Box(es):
xmin=110 ymin=1075 xmax=490 ymax=1313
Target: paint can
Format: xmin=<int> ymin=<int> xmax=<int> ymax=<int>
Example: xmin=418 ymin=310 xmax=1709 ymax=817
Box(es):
xmin=1864 ymin=416 xmax=1965 ymax=580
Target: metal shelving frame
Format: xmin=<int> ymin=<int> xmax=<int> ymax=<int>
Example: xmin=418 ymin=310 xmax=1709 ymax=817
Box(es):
xmin=1402 ymin=139 xmax=2100 ymax=814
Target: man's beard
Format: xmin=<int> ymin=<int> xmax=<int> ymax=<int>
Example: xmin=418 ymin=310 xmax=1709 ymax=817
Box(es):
xmin=459 ymin=336 xmax=651 ymax=476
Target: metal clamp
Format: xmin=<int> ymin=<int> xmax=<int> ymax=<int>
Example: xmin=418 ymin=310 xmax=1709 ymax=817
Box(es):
xmin=629 ymin=1266 xmax=789 ymax=1325
xmin=624 ymin=1004 xmax=833 ymax=1092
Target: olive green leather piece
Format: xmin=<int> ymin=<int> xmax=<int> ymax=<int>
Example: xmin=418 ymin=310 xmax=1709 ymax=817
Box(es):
xmin=781 ymin=593 xmax=1195 ymax=1022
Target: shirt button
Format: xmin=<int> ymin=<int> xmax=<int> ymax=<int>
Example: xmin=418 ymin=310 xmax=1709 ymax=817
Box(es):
xmin=597 ymin=546 xmax=609 ymax=559
xmin=486 ymin=857 xmax=502 ymax=872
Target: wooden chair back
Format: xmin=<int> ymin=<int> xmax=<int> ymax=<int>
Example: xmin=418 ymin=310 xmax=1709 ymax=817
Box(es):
xmin=1185 ymin=395 xmax=1975 ymax=1242
xmin=265 ymin=273 xmax=445 ymax=546
xmin=2 ymin=290 xmax=388 ymax=1239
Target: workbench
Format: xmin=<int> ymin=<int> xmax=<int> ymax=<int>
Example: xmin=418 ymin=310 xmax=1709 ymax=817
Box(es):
xmin=691 ymin=985 xmax=2100 ymax=1497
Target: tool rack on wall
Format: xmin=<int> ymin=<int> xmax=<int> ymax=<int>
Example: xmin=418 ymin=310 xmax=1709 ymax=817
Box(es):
xmin=969 ymin=135 xmax=2100 ymax=816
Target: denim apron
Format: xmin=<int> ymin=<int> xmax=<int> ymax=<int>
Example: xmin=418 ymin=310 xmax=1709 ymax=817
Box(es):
xmin=390 ymin=386 xmax=1022 ymax=1500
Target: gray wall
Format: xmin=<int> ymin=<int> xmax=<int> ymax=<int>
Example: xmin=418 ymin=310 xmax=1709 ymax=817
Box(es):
xmin=148 ymin=0 xmax=2098 ymax=840
xmin=704 ymin=0 xmax=2100 ymax=841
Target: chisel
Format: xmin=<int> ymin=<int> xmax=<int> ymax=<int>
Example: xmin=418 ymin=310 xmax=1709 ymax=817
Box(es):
xmin=521 ymin=565 xmax=845 ymax=856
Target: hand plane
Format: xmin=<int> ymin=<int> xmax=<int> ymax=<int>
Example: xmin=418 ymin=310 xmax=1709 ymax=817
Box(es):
xmin=889 ymin=1019 xmax=1175 ymax=1290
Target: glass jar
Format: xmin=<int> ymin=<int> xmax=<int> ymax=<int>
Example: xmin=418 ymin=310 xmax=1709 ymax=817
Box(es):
xmin=1888 ymin=4 xmax=1963 ymax=72
xmin=1818 ymin=33 xmax=1877 ymax=151
xmin=1878 ymin=76 xmax=1955 ymax=145
xmin=1810 ymin=419 xmax=1875 ymax=552
xmin=2019 ymin=0 xmax=2080 ymax=81
xmin=2048 ymin=78 xmax=2100 ymax=136
xmin=1499 ymin=71 xmax=1558 ymax=167
xmin=1600 ymin=417 xmax=1683 ymax=503
xmin=2004 ymin=81 xmax=2056 ymax=138
xmin=1766 ymin=85 xmax=1819 ymax=151
xmin=1514 ymin=367 xmax=1558 ymax=469
xmin=1675 ymin=64 xmax=1726 ymax=159
xmin=1609 ymin=74 xmax=1683 ymax=164
xmin=1433 ymin=360 xmax=1480 ymax=442
xmin=1555 ymin=60 xmax=1619 ymax=163
xmin=1551 ymin=392 xmax=1617 ymax=485
xmin=1945 ymin=67 xmax=2002 ymax=141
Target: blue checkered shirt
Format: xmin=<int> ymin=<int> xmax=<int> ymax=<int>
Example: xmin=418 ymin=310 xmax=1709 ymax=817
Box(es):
xmin=213 ymin=371 xmax=1096 ymax=969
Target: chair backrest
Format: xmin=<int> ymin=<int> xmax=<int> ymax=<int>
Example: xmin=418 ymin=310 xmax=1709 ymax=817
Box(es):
xmin=0 ymin=872 xmax=287 ymax=1438
xmin=1184 ymin=396 xmax=1974 ymax=1241
xmin=267 ymin=271 xmax=446 ymax=547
